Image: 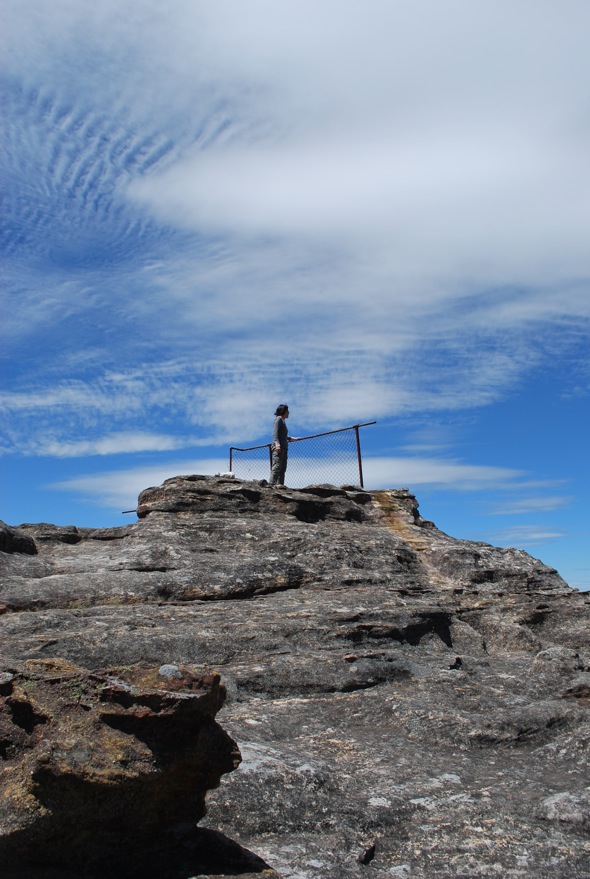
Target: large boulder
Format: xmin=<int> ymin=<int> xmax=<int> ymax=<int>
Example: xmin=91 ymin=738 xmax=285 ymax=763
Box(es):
xmin=0 ymin=657 xmax=277 ymax=878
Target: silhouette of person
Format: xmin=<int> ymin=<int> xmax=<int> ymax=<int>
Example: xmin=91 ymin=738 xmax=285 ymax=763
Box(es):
xmin=269 ymin=404 xmax=299 ymax=486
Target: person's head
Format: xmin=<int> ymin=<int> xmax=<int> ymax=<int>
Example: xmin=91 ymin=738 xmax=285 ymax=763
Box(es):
xmin=275 ymin=403 xmax=289 ymax=418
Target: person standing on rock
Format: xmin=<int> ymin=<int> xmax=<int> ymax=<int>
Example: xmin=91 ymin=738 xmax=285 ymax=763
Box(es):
xmin=270 ymin=404 xmax=299 ymax=486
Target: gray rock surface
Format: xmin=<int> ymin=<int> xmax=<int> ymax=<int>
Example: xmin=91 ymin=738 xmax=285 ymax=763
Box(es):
xmin=1 ymin=475 xmax=589 ymax=877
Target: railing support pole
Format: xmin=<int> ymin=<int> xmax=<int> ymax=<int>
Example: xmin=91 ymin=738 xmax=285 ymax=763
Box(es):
xmin=354 ymin=425 xmax=364 ymax=488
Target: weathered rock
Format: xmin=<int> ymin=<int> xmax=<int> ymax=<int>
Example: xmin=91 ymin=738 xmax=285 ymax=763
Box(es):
xmin=17 ymin=523 xmax=83 ymax=545
xmin=0 ymin=657 xmax=279 ymax=878
xmin=0 ymin=521 xmax=37 ymax=555
xmin=1 ymin=476 xmax=589 ymax=878
xmin=536 ymin=791 xmax=590 ymax=827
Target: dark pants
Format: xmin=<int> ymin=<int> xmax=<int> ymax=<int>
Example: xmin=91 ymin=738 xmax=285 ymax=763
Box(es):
xmin=270 ymin=448 xmax=288 ymax=485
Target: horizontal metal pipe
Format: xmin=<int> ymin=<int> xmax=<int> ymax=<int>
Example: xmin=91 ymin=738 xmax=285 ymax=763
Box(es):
xmin=229 ymin=421 xmax=376 ymax=453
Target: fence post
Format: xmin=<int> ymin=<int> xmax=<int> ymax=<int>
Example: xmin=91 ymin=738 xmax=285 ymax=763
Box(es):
xmin=229 ymin=447 xmax=233 ymax=472
xmin=354 ymin=425 xmax=364 ymax=488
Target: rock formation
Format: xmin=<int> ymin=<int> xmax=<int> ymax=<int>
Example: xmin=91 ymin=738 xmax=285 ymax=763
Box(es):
xmin=1 ymin=475 xmax=589 ymax=878
xmin=0 ymin=658 xmax=274 ymax=878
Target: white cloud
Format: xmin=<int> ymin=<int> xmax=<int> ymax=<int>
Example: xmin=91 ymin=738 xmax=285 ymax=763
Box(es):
xmin=487 ymin=495 xmax=573 ymax=515
xmin=128 ymin=130 xmax=590 ymax=285
xmin=3 ymin=0 xmax=590 ymax=466
xmin=52 ymin=453 xmax=525 ymax=512
xmin=51 ymin=459 xmax=230 ymax=510
xmin=123 ymin=0 xmax=590 ymax=299
xmin=41 ymin=432 xmax=193 ymax=457
xmin=362 ymin=457 xmax=523 ymax=492
xmin=0 ymin=333 xmax=563 ymax=459
xmin=487 ymin=525 xmax=567 ymax=548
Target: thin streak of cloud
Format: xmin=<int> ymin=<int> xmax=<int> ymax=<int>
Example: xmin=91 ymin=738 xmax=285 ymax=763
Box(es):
xmin=51 ymin=459 xmax=231 ymax=510
xmin=42 ymin=432 xmax=195 ymax=458
xmin=487 ymin=525 xmax=568 ymax=548
xmin=362 ymin=457 xmax=524 ymax=492
xmin=52 ymin=454 xmax=527 ymax=513
xmin=0 ymin=341 xmax=540 ymax=457
xmin=487 ymin=496 xmax=573 ymax=515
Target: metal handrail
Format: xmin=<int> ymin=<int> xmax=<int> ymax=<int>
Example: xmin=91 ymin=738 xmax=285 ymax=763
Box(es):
xmin=229 ymin=421 xmax=376 ymax=487
xmin=230 ymin=421 xmax=376 ymax=453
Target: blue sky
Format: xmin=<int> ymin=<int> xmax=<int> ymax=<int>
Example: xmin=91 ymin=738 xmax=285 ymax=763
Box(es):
xmin=2 ymin=0 xmax=589 ymax=590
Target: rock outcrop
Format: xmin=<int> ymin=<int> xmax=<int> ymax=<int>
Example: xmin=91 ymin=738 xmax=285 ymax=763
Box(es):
xmin=0 ymin=658 xmax=276 ymax=878
xmin=1 ymin=476 xmax=589 ymax=878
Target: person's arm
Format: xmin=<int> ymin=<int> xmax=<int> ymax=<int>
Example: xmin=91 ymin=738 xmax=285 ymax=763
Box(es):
xmin=273 ymin=417 xmax=282 ymax=450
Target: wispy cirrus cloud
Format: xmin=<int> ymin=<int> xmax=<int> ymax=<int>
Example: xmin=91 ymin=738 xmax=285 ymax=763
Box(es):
xmin=487 ymin=495 xmax=573 ymax=516
xmin=4 ymin=0 xmax=590 ymax=374
xmin=51 ymin=459 xmax=232 ymax=510
xmin=40 ymin=432 xmax=196 ymax=458
xmin=52 ymin=453 xmax=526 ymax=511
xmin=0 ymin=339 xmax=542 ymax=458
xmin=487 ymin=525 xmax=568 ymax=548
xmin=362 ymin=457 xmax=524 ymax=492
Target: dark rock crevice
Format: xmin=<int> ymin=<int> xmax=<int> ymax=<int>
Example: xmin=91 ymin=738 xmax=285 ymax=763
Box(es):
xmin=337 ymin=612 xmax=453 ymax=649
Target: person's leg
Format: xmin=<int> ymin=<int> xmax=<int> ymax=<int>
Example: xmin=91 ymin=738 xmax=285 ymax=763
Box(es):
xmin=270 ymin=448 xmax=283 ymax=485
xmin=278 ymin=451 xmax=288 ymax=485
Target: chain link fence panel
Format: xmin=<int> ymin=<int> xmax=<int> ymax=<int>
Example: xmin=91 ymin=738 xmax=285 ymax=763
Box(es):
xmin=229 ymin=422 xmax=375 ymax=488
